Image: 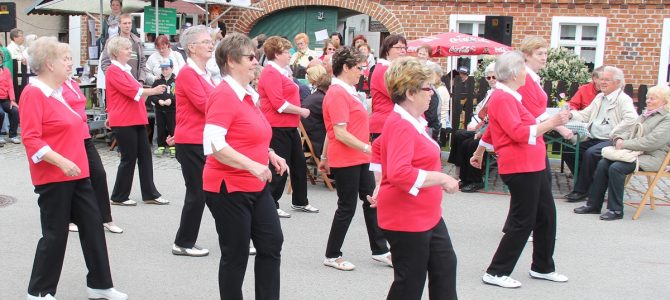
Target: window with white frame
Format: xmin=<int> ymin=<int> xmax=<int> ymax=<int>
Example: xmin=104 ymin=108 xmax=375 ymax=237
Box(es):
xmin=551 ymin=17 xmax=607 ymax=71
xmin=449 ymin=15 xmax=486 ymax=75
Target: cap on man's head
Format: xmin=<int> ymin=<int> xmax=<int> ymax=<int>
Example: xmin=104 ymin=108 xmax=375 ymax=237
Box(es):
xmin=160 ymin=58 xmax=173 ymax=69
xmin=458 ymin=66 xmax=469 ymax=73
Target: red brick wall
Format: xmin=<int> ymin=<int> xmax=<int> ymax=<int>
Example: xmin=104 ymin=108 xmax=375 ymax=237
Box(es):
xmin=220 ymin=0 xmax=670 ymax=87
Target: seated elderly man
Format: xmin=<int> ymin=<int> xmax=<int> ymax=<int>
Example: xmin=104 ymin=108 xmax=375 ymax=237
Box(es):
xmin=569 ymin=66 xmax=604 ymax=111
xmin=563 ymin=66 xmax=638 ymax=202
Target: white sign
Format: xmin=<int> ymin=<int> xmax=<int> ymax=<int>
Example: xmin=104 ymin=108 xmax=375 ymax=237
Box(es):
xmin=314 ymin=29 xmax=329 ymax=42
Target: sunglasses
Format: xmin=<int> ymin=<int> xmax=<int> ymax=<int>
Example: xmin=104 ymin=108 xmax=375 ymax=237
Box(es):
xmin=486 ymin=76 xmax=496 ymax=80
xmin=243 ymin=53 xmax=257 ymax=62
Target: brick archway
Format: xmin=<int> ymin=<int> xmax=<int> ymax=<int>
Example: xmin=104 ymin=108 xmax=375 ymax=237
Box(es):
xmin=233 ymin=0 xmax=403 ymax=35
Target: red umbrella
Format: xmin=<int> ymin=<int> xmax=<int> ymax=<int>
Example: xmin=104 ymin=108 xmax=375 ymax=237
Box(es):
xmin=407 ymin=32 xmax=513 ymax=57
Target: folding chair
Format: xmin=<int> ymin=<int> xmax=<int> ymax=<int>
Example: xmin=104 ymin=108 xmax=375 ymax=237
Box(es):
xmin=623 ymin=151 xmax=670 ymax=220
xmin=287 ymin=123 xmax=334 ymax=194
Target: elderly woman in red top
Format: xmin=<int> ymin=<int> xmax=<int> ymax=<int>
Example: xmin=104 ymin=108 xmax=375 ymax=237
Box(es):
xmin=171 ymin=25 xmax=216 ymax=257
xmin=21 ymin=36 xmax=127 ymax=300
xmin=203 ymin=33 xmax=287 ymax=300
xmin=258 ymin=36 xmax=317 ymax=218
xmin=105 ymin=36 xmax=168 ymax=206
xmin=369 ymin=34 xmax=407 ymax=140
xmin=369 ymin=57 xmax=460 ymax=299
xmin=0 ymin=49 xmax=20 ymax=144
xmin=470 ymin=51 xmax=570 ymax=289
xmin=320 ymin=46 xmax=390 ymax=271
xmin=62 ymin=74 xmax=123 ymax=234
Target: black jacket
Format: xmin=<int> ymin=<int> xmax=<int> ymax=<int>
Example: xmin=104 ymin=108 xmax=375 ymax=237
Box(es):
xmin=148 ymin=73 xmax=176 ymax=112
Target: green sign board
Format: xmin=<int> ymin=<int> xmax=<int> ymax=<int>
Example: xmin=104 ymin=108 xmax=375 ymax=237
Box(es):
xmin=144 ymin=6 xmax=177 ymax=35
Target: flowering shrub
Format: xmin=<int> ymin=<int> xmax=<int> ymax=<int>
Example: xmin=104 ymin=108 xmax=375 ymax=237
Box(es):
xmin=473 ymin=55 xmax=496 ymax=91
xmin=539 ymin=47 xmax=591 ymax=106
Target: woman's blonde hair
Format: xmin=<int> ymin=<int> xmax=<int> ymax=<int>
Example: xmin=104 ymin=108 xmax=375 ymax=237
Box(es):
xmin=385 ymin=56 xmax=434 ymax=104
xmin=647 ymin=84 xmax=670 ymax=110
xmin=106 ymin=36 xmax=133 ymax=60
xmin=28 ymin=36 xmax=69 ymax=75
xmin=519 ymin=36 xmax=548 ymax=56
xmin=306 ymin=64 xmax=331 ymax=90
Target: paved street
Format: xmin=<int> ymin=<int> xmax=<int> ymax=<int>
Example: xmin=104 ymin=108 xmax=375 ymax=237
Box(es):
xmin=1 ymin=141 xmax=669 ymax=299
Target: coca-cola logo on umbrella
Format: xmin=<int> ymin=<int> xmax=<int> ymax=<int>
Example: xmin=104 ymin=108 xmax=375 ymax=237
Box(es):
xmin=448 ymin=46 xmax=476 ymax=54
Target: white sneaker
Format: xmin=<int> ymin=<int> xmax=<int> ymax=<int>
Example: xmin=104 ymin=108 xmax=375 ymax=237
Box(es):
xmin=529 ymin=270 xmax=568 ymax=282
xmin=323 ymin=257 xmax=355 ymax=271
xmin=371 ymin=252 xmax=393 ymax=267
xmin=103 ymin=223 xmax=124 ymax=234
xmin=27 ymin=293 xmax=56 ymax=299
xmin=291 ymin=204 xmax=319 ymax=213
xmin=482 ymin=273 xmax=522 ymax=288
xmin=10 ymin=137 xmax=21 ymax=144
xmin=277 ymin=208 xmax=291 ymax=218
xmin=69 ymin=223 xmax=79 ymax=232
xmin=0 ymin=137 xmax=6 ymax=144
xmin=110 ymin=200 xmax=137 ymax=206
xmin=87 ymin=287 xmax=128 ymax=300
xmin=172 ymin=244 xmax=209 ymax=257
xmin=144 ymin=197 xmax=169 ymax=205
xmin=249 ymin=246 xmax=257 ymax=255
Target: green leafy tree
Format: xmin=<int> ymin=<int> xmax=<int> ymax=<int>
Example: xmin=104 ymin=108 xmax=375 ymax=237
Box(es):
xmin=539 ymin=47 xmax=591 ymax=105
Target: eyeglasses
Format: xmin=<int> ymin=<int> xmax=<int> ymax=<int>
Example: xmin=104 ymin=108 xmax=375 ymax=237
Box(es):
xmin=486 ymin=76 xmax=496 ymax=80
xmin=243 ymin=53 xmax=257 ymax=62
xmin=327 ymin=48 xmax=335 ymax=51
xmin=391 ymin=46 xmax=408 ymax=50
xmin=192 ymin=40 xmax=214 ymax=46
xmin=356 ymin=66 xmax=367 ymax=71
xmin=420 ymin=85 xmax=434 ymax=92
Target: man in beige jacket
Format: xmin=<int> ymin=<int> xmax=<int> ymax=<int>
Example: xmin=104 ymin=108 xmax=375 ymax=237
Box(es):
xmin=564 ymin=66 xmax=638 ymax=202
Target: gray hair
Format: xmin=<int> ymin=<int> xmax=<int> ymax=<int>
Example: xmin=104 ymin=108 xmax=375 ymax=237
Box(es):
xmin=484 ymin=62 xmax=496 ymax=74
xmin=429 ymin=62 xmax=443 ymax=77
xmin=603 ymin=66 xmax=625 ymax=88
xmin=28 ymin=36 xmax=69 ymax=75
xmin=106 ymin=36 xmax=132 ymax=60
xmin=494 ymin=51 xmax=525 ymax=83
xmin=9 ymin=28 xmax=23 ymax=41
xmin=180 ymin=25 xmax=209 ymax=57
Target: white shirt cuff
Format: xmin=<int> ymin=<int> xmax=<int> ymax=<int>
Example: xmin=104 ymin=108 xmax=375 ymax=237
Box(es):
xmin=203 ymin=124 xmax=229 ymax=155
xmin=409 ymin=169 xmax=426 ymax=196
xmin=479 ymin=140 xmax=494 ymax=151
xmin=536 ymin=112 xmax=549 ymax=122
xmin=528 ymin=125 xmax=538 ymax=145
xmin=369 ymin=163 xmax=382 ymax=172
xmin=278 ymin=101 xmax=290 ymax=113
xmin=32 ymin=145 xmax=53 ymax=163
xmin=134 ymin=87 xmax=143 ymax=102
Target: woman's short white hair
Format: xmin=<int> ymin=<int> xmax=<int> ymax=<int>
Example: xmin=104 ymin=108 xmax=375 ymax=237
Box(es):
xmin=603 ymin=66 xmax=625 ymax=88
xmin=28 ymin=36 xmax=69 ymax=75
xmin=106 ymin=36 xmax=132 ymax=60
xmin=494 ymin=51 xmax=525 ymax=83
xmin=647 ymin=84 xmax=670 ymax=110
xmin=484 ymin=62 xmax=496 ymax=75
xmin=180 ymin=25 xmax=210 ymax=57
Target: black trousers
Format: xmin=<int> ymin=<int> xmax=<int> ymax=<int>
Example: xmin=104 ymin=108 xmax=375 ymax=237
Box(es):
xmin=85 ymin=138 xmax=112 ymax=222
xmin=384 ymin=219 xmax=458 ymax=300
xmin=487 ymin=170 xmax=556 ymax=276
xmin=110 ymin=125 xmax=161 ymax=201
xmin=28 ymin=179 xmax=113 ymax=297
xmin=269 ymin=127 xmax=308 ymax=207
xmin=460 ymin=137 xmax=483 ymax=184
xmin=0 ymin=99 xmax=19 ymax=138
xmin=174 ymin=143 xmax=207 ymax=248
xmin=155 ymin=110 xmax=176 ymax=148
xmin=205 ymin=183 xmax=283 ymax=300
xmin=325 ymin=164 xmax=388 ymax=258
xmin=565 ymin=139 xmax=611 ymax=194
xmin=447 ymin=130 xmax=474 ymax=167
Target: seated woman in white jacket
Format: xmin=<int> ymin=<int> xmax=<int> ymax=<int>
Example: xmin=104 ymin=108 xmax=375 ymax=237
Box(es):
xmin=146 ymin=35 xmax=186 ymax=85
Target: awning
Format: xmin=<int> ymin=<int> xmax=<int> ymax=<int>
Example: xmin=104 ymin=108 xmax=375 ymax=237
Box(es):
xmin=26 ymin=0 xmax=208 ymax=16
